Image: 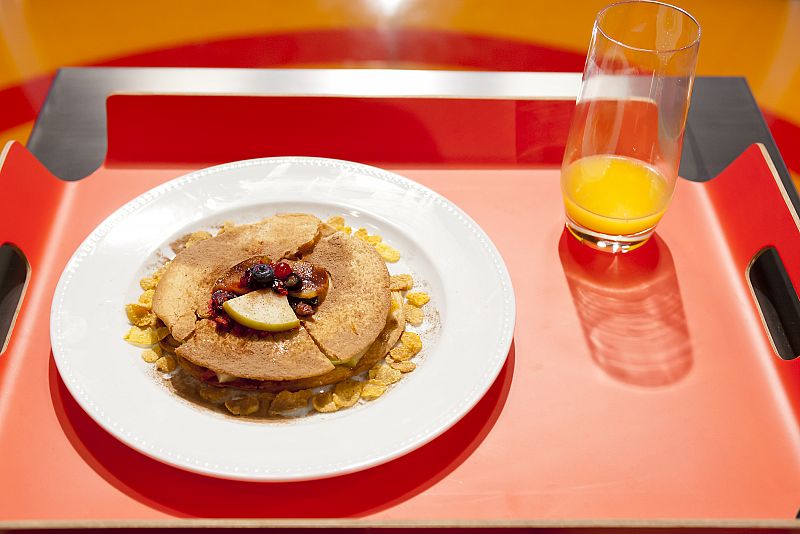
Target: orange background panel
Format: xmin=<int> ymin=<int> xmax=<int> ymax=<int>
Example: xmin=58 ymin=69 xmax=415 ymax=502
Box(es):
xmin=0 ymin=0 xmax=799 ymax=189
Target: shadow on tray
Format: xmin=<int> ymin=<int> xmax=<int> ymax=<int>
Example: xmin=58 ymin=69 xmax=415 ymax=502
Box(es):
xmin=558 ymin=229 xmax=693 ymax=387
xmin=49 ymin=342 xmax=515 ymax=518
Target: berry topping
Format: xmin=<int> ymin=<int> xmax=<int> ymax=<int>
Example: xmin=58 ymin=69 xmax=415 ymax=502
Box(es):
xmin=293 ymin=301 xmax=314 ymax=316
xmin=211 ymin=290 xmax=237 ymax=314
xmin=284 ymin=273 xmax=302 ymax=291
xmin=249 ymin=263 xmax=275 ymax=287
xmin=273 ymin=261 xmax=293 ymax=280
xmin=272 ymin=279 xmax=288 ymax=296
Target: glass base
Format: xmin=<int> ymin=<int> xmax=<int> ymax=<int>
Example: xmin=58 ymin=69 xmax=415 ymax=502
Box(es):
xmin=565 ymin=217 xmax=654 ymax=253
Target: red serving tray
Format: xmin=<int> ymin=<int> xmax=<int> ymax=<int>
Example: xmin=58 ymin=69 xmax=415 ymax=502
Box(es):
xmin=0 ymin=92 xmax=799 ymax=528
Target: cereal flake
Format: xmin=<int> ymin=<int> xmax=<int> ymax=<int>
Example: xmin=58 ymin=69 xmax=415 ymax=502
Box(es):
xmin=406 ymin=292 xmax=430 ymax=307
xmin=361 ymin=380 xmax=388 ymax=400
xmin=225 ymin=396 xmax=259 ymax=416
xmin=333 ymin=380 xmax=363 ymax=408
xmin=374 ymin=243 xmax=400 ymax=262
xmin=312 ymin=391 xmax=339 ymax=413
xmin=390 ymin=274 xmax=414 ymax=291
xmin=404 ymin=303 xmax=424 ymax=326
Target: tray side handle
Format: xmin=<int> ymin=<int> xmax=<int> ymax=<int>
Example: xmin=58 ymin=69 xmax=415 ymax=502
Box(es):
xmin=0 ymin=141 xmax=65 ymax=360
xmin=705 ymin=143 xmax=800 ymax=361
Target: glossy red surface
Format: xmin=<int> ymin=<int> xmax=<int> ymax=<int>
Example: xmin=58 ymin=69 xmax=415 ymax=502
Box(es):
xmin=0 ymin=94 xmax=798 ymax=524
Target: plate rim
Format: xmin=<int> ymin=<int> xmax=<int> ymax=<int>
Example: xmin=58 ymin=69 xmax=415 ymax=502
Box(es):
xmin=50 ymin=156 xmax=516 ymax=481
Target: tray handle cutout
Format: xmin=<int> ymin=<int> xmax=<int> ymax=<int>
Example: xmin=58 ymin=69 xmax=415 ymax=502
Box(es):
xmin=0 ymin=141 xmax=66 ymax=358
xmin=748 ymin=247 xmax=800 ymax=360
xmin=0 ymin=244 xmax=29 ymax=356
xmin=705 ymin=144 xmax=800 ymax=362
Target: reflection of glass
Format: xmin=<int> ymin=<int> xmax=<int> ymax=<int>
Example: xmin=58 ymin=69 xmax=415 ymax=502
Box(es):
xmin=561 ymin=1 xmax=700 ymax=253
xmin=559 ymin=229 xmax=692 ymax=387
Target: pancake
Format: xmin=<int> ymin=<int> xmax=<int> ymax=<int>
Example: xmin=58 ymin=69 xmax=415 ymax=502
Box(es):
xmin=301 ymin=232 xmax=391 ymax=363
xmin=175 ymin=319 xmax=334 ymax=381
xmin=154 ymin=215 xmax=394 ymax=385
xmin=153 ymin=213 xmax=323 ymax=341
xmin=178 ymin=291 xmax=406 ymax=391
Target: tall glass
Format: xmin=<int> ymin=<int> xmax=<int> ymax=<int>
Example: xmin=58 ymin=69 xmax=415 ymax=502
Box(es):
xmin=561 ymin=1 xmax=700 ymax=252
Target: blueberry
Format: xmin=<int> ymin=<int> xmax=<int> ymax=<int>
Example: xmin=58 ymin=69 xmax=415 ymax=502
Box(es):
xmin=249 ymin=263 xmax=274 ymax=287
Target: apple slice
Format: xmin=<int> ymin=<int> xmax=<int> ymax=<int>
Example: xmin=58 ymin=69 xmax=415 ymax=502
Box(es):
xmin=222 ymin=289 xmax=300 ymax=332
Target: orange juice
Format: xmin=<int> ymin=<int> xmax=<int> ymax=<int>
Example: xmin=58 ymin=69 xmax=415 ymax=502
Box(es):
xmin=561 ymin=155 xmax=671 ymax=236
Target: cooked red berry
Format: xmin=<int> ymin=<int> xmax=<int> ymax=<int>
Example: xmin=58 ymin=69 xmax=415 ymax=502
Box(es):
xmin=272 ymin=279 xmax=288 ymax=296
xmin=273 ymin=261 xmax=293 ymax=280
xmin=199 ymin=369 xmax=217 ymax=381
xmin=293 ymin=301 xmax=314 ymax=316
xmin=211 ymin=290 xmax=236 ymax=314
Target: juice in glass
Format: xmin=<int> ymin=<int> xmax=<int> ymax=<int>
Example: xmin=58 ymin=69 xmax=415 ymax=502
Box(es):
xmin=562 ymin=154 xmax=671 ymax=241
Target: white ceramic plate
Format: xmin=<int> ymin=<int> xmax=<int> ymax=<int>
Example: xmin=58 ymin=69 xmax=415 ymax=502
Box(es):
xmin=51 ymin=157 xmax=515 ymax=481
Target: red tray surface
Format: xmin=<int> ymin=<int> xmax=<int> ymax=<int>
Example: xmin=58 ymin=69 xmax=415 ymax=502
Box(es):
xmin=0 ymin=94 xmax=799 ymax=525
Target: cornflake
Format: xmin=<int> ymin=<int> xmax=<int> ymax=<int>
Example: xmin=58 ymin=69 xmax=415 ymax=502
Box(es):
xmin=369 ymin=363 xmax=402 ymax=386
xmin=327 ymin=216 xmax=346 ymax=228
xmin=354 ymin=228 xmax=369 ymax=240
xmin=374 ymin=243 xmax=401 ymax=263
xmin=390 ymin=274 xmax=413 ymax=291
xmin=389 ymin=345 xmax=413 ymax=362
xmin=404 ymin=303 xmax=423 ymax=326
xmin=141 ymin=348 xmax=161 ymax=363
xmin=139 ymin=276 xmax=158 ymax=291
xmin=364 ymin=235 xmax=382 ymax=245
xmin=155 ymin=355 xmax=177 ymax=373
xmin=406 ymin=292 xmax=430 ymax=307
xmin=333 ymin=380 xmax=363 ymax=408
xmin=390 ymin=361 xmax=416 ymax=373
xmin=256 ymin=392 xmax=275 ymax=415
xmin=138 ymin=289 xmax=155 ymax=310
xmin=225 ymin=396 xmax=259 ymax=416
xmin=312 ymin=391 xmax=339 ymax=413
xmin=361 ymin=380 xmax=387 ymax=400
xmin=257 ymin=391 xmax=276 ymax=404
xmin=269 ymin=389 xmax=312 ymax=414
xmin=199 ymin=385 xmax=227 ymax=402
xmin=400 ymin=331 xmax=422 ymax=355
xmin=124 ymin=325 xmax=168 ymax=346
xmin=125 ymin=303 xmax=156 ymax=327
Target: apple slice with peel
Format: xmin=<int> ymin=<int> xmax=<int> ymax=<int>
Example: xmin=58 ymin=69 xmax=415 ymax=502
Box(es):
xmin=222 ymin=289 xmax=300 ymax=332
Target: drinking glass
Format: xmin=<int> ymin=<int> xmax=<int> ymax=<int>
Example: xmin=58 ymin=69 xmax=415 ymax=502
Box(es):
xmin=561 ymin=0 xmax=700 ymax=252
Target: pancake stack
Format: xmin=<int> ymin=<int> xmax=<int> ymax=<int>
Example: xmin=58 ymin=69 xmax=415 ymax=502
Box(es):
xmin=152 ymin=214 xmax=405 ymax=393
